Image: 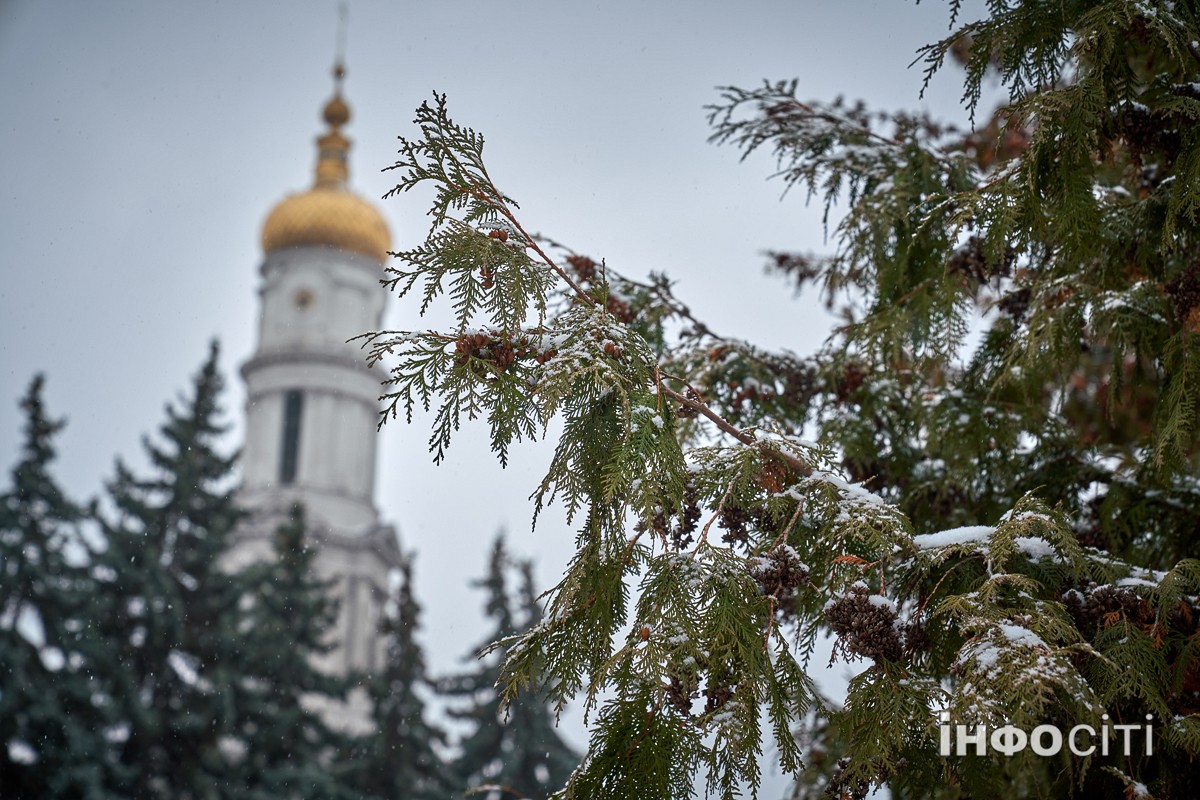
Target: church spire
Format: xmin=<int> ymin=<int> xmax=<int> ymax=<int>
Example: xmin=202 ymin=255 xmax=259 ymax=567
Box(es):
xmin=259 ymin=52 xmax=390 ymax=262
xmin=314 ymin=3 xmax=351 ymax=188
xmin=314 ymin=62 xmax=351 ymax=188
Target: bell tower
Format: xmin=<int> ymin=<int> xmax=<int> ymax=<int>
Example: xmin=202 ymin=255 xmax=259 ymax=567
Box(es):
xmin=231 ymin=63 xmax=401 ymax=722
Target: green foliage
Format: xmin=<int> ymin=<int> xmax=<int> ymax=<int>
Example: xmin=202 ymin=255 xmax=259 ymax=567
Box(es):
xmin=365 ymin=3 xmax=1200 ymax=797
xmin=381 ymin=103 xmax=544 ymax=361
xmin=566 ymin=684 xmax=701 ymax=800
xmin=78 ymin=346 xmax=365 ymax=799
xmin=92 ymin=343 xmax=250 ymax=798
xmin=227 ymin=504 xmax=361 ymax=800
xmin=354 ymin=551 xmax=459 ymax=800
xmin=0 ymin=377 xmax=115 ymax=799
xmin=445 ymin=536 xmax=579 ymax=800
xmin=4 ymin=353 xmax=640 ymax=799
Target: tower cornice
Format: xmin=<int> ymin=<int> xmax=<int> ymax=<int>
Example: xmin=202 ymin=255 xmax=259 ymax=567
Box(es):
xmin=240 ymin=347 xmax=378 ymax=379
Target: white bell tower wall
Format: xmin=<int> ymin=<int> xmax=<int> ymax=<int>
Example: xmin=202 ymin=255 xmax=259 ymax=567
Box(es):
xmin=228 ymin=65 xmax=402 ymax=723
xmin=239 ymin=245 xmax=386 ymax=533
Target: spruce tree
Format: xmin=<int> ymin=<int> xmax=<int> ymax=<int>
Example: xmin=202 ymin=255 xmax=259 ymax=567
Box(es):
xmin=445 ymin=537 xmax=578 ymax=800
xmin=364 ymin=3 xmax=1200 ymax=797
xmin=93 ymin=342 xmax=250 ymax=798
xmin=501 ymin=559 xmax=580 ymax=795
xmin=227 ymin=503 xmax=361 ymax=800
xmin=354 ymin=551 xmax=457 ymax=800
xmin=0 ymin=376 xmax=113 ymax=798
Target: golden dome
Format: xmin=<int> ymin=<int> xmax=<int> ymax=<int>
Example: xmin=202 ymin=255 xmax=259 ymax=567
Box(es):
xmin=262 ymin=187 xmax=391 ymax=262
xmin=260 ymin=64 xmax=391 ymax=263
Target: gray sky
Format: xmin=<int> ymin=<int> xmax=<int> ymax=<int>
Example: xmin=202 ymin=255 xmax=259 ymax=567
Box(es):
xmin=1 ymin=0 xmax=981 ymax=786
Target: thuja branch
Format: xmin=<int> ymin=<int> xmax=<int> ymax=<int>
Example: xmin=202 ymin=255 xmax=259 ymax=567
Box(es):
xmin=538 ymin=234 xmax=724 ymax=340
xmin=658 ymin=382 xmax=813 ymax=478
xmin=472 ymin=176 xmax=596 ymax=308
xmin=374 ymin=0 xmax=1200 ymax=791
xmin=386 ymin=93 xmax=596 ymax=311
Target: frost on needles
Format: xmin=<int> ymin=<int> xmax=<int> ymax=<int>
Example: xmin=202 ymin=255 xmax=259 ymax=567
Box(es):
xmin=363 ymin=4 xmax=1200 ymax=798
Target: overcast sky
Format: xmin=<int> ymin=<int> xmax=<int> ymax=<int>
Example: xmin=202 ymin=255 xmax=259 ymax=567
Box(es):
xmin=1 ymin=0 xmax=983 ymax=786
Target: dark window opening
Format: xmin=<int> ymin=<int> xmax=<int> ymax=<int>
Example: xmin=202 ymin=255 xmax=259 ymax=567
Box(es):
xmin=280 ymin=390 xmax=304 ymax=484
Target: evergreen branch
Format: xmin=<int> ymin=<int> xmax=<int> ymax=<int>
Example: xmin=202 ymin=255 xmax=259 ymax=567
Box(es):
xmin=371 ymin=30 xmax=1200 ymax=789
xmin=658 ymin=382 xmax=812 ymax=478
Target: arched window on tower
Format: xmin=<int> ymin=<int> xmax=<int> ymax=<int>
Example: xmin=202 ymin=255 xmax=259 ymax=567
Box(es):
xmin=280 ymin=389 xmax=304 ymax=484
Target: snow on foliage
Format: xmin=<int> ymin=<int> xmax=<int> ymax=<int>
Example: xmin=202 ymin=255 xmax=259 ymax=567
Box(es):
xmin=360 ymin=2 xmax=1200 ymax=797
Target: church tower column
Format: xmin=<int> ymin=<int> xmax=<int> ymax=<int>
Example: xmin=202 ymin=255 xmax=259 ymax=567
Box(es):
xmin=231 ymin=64 xmax=401 ymax=714
xmin=242 ymin=64 xmax=390 ymax=533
